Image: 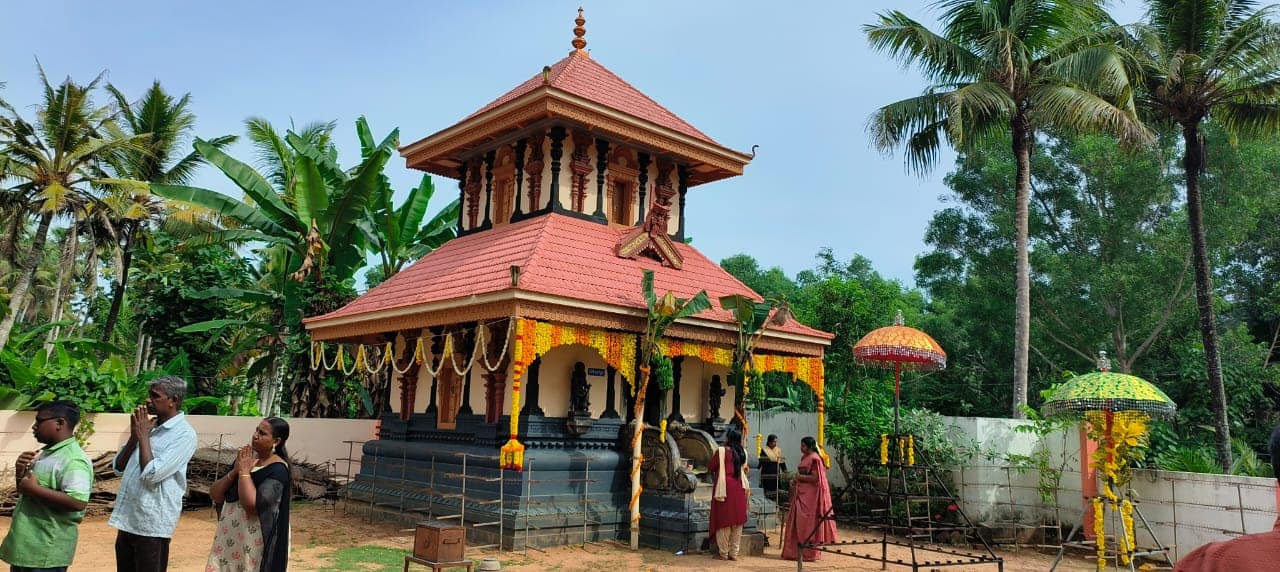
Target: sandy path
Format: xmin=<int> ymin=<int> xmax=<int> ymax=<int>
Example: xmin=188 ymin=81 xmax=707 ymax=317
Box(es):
xmin=0 ymin=503 xmax=1099 ymax=571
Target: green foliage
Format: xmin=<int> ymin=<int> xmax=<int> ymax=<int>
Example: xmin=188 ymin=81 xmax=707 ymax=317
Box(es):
xmin=1155 ymin=446 xmax=1224 ymax=474
xmin=900 ymin=407 xmax=978 ymax=467
xmin=1006 ymin=395 xmax=1075 ymax=505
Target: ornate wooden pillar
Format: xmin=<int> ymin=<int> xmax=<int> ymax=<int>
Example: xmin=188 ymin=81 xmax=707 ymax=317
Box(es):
xmin=635 ymin=152 xmax=650 ymax=225
xmin=456 ymin=163 xmax=468 ymax=234
xmin=592 ymin=138 xmax=610 ymax=222
xmin=602 ymin=366 xmax=619 ymax=419
xmin=426 ymin=329 xmax=443 ymax=414
xmin=396 ymin=334 xmax=421 ymax=422
xmin=676 ymin=165 xmax=689 ymax=241
xmin=464 ymin=161 xmax=483 ymax=230
xmin=458 ymin=325 xmax=476 ymax=415
xmin=483 ymin=322 xmax=511 ymax=424
xmin=480 ymin=150 xmax=496 ymax=230
xmin=548 ymin=126 xmax=567 ymax=212
xmin=667 ymin=357 xmax=685 ymax=423
xmin=570 ymin=131 xmax=592 ymax=212
xmin=525 ymin=130 xmax=545 ymax=212
xmin=521 ymin=356 xmax=544 ymax=416
xmin=512 ymin=138 xmax=527 ymax=219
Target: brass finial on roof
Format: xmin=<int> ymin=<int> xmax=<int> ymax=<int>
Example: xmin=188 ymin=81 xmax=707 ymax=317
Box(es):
xmin=572 ymin=7 xmax=588 ymax=55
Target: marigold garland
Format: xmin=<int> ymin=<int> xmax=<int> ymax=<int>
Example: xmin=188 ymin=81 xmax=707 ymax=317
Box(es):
xmin=527 ymin=319 xmax=637 ymax=387
xmin=1120 ymin=499 xmax=1136 ymax=566
xmin=1092 ymin=497 xmax=1106 ymax=570
xmin=500 ymin=318 xmax=527 ymax=471
xmin=907 ymin=435 xmax=916 ymax=466
xmin=880 ymin=434 xmax=889 ymax=465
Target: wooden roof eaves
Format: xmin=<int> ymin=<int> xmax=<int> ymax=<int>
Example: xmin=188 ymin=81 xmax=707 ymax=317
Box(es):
xmin=304 ymin=289 xmax=831 ymax=355
xmin=399 ymin=89 xmax=752 ymax=185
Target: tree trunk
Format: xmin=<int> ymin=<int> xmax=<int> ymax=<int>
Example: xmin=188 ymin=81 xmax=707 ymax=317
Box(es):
xmin=101 ymin=225 xmax=135 ymax=342
xmin=629 ymin=364 xmax=651 ymax=550
xmin=1010 ymin=115 xmax=1033 ymax=419
xmin=0 ymin=211 xmax=54 ymax=350
xmin=0 ymin=208 xmax=23 ymax=270
xmin=1182 ymin=123 xmax=1232 ymax=469
xmin=44 ymin=224 xmax=80 ymax=355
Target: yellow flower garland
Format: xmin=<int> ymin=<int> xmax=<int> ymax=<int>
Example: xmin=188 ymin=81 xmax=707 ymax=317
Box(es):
xmin=1120 ymin=498 xmax=1135 ymax=565
xmin=880 ymin=434 xmax=889 ymax=465
xmin=1092 ymin=497 xmax=1106 ymax=570
xmin=907 ymin=435 xmax=916 ymax=466
xmin=500 ymin=318 xmax=529 ymax=471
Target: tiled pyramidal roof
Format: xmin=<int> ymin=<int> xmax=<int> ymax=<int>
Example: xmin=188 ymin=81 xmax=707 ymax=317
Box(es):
xmin=308 ymin=213 xmax=831 ymax=340
xmin=465 ymin=51 xmax=717 ymax=144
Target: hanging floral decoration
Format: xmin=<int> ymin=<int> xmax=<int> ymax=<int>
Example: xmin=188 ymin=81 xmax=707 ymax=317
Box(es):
xmin=880 ymin=434 xmax=889 ymax=466
xmin=525 ymin=319 xmax=637 ymax=386
xmin=500 ymin=318 xmax=530 ymax=471
xmin=659 ymin=339 xmax=734 ymax=368
xmin=1080 ymin=410 xmax=1149 ymax=569
xmin=1092 ymin=496 xmax=1106 ymax=569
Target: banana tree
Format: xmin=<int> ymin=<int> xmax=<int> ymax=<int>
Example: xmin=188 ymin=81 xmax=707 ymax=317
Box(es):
xmin=719 ymin=294 xmax=788 ymax=430
xmin=152 ymin=117 xmax=397 ymax=416
xmin=358 ymin=161 xmax=460 ymax=286
xmin=629 ymin=269 xmax=709 ymax=549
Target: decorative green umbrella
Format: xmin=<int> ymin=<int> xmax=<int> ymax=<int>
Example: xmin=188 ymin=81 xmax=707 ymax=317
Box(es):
xmin=1040 ymin=352 xmax=1178 ymax=571
xmin=1041 ymin=353 xmax=1176 ymax=420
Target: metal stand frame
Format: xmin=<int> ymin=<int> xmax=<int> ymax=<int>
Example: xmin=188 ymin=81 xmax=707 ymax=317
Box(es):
xmin=1049 ymin=492 xmax=1175 ymax=571
xmin=798 ymin=364 xmax=1002 ymax=571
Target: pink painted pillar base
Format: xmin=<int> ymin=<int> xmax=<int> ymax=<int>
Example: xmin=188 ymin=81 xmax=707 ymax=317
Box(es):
xmin=1080 ymin=423 xmax=1099 ymax=539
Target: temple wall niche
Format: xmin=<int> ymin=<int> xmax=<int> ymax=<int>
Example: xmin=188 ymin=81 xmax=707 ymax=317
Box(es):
xmin=676 ymin=359 xmax=730 ymax=422
xmin=538 ymin=344 xmax=609 ymax=418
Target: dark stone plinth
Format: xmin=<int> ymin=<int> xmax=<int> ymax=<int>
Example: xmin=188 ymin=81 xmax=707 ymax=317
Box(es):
xmin=349 ymin=412 xmax=779 ymax=551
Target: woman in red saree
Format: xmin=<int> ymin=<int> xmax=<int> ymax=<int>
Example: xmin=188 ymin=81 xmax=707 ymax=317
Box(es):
xmin=782 ymin=436 xmax=836 ymax=561
xmin=708 ymin=426 xmax=749 ymax=560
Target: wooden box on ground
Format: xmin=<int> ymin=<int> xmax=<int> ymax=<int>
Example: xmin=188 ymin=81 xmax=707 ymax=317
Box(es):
xmin=414 ymin=520 xmax=466 ymax=562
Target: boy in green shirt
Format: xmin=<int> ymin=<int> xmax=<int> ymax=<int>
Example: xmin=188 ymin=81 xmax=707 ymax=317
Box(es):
xmin=0 ymin=401 xmax=94 ymax=572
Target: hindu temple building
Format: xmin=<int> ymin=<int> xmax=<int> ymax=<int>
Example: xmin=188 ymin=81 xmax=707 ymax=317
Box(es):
xmin=304 ymin=10 xmax=832 ymax=550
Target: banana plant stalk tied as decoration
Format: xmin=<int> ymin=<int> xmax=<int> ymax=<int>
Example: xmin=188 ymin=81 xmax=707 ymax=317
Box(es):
xmin=629 ymin=270 xmax=709 ymax=550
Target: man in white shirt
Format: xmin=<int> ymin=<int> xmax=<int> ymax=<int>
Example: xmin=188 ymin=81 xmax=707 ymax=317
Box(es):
xmin=109 ymin=376 xmax=198 ymax=572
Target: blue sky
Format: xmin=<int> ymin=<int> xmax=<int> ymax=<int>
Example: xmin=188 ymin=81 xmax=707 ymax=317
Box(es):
xmin=3 ymin=1 xmax=1146 ymax=288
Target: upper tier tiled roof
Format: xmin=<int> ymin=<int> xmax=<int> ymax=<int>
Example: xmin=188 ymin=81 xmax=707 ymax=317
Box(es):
xmin=463 ymin=51 xmax=716 ymax=144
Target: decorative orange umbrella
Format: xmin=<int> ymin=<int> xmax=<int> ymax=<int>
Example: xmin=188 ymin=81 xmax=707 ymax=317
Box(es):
xmin=853 ymin=310 xmax=946 ymax=434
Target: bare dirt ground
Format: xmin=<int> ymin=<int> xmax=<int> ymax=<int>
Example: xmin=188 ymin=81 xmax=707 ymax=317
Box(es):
xmin=0 ymin=503 xmax=1100 ymax=571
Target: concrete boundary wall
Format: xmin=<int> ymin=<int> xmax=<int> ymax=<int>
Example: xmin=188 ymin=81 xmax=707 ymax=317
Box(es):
xmin=0 ymin=411 xmax=377 ymax=475
xmin=940 ymin=415 xmax=1279 ymax=561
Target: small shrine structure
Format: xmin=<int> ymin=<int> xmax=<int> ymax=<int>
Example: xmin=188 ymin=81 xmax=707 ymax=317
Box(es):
xmin=304 ymin=10 xmax=832 ymax=550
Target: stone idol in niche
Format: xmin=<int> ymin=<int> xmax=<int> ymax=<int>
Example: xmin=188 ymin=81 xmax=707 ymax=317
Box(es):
xmin=566 ymin=361 xmax=595 ymax=436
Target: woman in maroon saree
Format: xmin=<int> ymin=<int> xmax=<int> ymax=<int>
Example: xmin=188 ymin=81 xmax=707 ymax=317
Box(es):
xmin=708 ymin=426 xmax=749 ymax=560
xmin=782 ymin=436 xmax=836 ymax=561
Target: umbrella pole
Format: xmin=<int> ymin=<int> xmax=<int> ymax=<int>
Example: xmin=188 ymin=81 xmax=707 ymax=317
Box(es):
xmin=893 ymin=362 xmax=902 ymax=437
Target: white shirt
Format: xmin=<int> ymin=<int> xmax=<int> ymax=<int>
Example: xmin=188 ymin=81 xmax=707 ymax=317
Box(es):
xmin=108 ymin=413 xmax=197 ymax=538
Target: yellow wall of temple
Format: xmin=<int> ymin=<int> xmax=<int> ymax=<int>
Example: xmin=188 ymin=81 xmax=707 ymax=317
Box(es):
xmin=537 ymin=344 xmax=610 ymax=418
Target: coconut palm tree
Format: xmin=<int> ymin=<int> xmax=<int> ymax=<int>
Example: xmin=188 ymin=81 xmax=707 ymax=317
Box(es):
xmin=864 ymin=0 xmax=1151 ymax=417
xmin=0 ymin=67 xmax=147 ymax=349
xmin=1128 ymin=0 xmax=1280 ymax=468
xmin=97 ymin=81 xmax=235 ymax=342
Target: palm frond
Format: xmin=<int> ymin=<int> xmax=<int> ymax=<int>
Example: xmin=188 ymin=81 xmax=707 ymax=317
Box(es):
xmin=865 ymin=10 xmax=986 ymax=83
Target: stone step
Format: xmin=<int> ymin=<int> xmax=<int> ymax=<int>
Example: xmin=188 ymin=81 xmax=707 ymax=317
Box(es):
xmin=693 ymin=482 xmax=713 ymax=502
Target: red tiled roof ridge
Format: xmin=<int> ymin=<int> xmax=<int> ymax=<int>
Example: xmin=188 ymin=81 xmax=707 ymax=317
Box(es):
xmin=462 ymin=52 xmax=716 ymax=144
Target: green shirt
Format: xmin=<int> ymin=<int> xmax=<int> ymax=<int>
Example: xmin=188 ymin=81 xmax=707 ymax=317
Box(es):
xmin=0 ymin=437 xmax=93 ymax=568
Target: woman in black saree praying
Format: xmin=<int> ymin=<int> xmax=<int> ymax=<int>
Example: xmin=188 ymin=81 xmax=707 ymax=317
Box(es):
xmin=206 ymin=417 xmax=292 ymax=571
